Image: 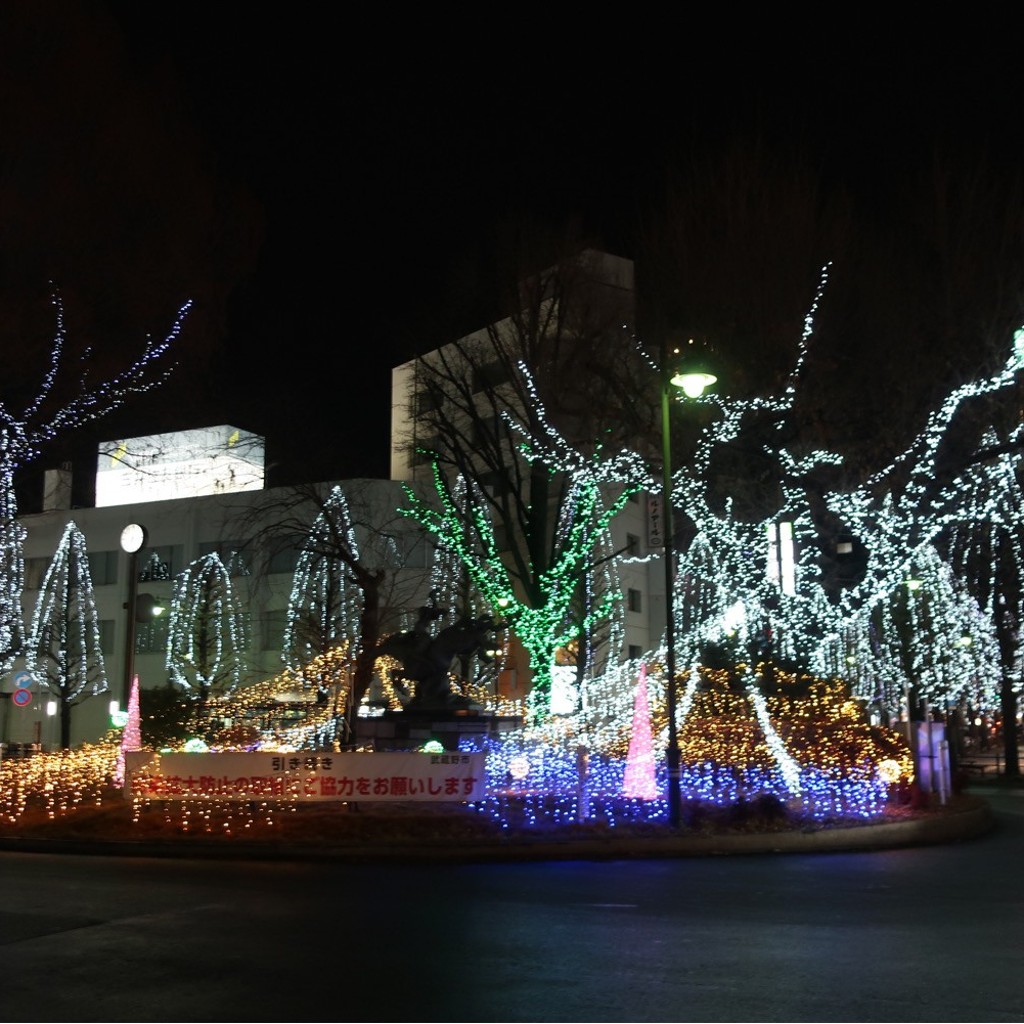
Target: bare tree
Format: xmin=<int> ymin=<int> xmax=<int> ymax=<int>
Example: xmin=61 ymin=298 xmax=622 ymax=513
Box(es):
xmin=0 ymin=292 xmax=188 ymax=680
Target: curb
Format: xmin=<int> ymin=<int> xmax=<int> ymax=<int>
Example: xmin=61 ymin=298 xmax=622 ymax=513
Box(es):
xmin=0 ymin=798 xmax=994 ymax=863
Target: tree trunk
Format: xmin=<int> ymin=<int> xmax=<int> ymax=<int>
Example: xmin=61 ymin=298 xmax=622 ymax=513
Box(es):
xmin=1000 ymin=674 xmax=1020 ymax=776
xmin=60 ymin=700 xmax=71 ymax=750
xmin=344 ymin=569 xmax=383 ymax=747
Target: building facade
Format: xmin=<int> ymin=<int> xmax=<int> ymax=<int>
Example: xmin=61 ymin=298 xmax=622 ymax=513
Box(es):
xmin=388 ymin=250 xmax=669 ymax=705
xmin=3 ymin=427 xmax=433 ymax=750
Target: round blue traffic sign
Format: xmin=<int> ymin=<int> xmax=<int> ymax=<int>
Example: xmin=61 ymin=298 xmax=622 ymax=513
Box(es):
xmin=11 ymin=687 xmax=32 ymax=707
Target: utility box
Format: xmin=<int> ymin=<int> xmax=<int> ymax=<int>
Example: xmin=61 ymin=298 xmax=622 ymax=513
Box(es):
xmin=915 ymin=722 xmax=951 ymax=803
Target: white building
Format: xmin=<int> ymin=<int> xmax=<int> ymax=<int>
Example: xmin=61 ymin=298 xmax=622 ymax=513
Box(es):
xmin=4 ymin=426 xmax=433 ymax=750
xmin=388 ymin=250 xmax=669 ymax=704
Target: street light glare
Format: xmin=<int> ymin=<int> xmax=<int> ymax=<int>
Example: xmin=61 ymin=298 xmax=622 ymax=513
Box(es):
xmin=671 ymin=369 xmax=718 ymax=398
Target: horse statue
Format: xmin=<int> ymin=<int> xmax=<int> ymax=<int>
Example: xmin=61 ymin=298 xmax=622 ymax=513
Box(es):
xmin=377 ymin=609 xmax=504 ymax=711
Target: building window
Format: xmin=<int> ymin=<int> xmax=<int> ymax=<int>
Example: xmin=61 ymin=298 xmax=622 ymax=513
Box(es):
xmin=628 ymin=644 xmax=643 ymax=661
xmin=479 ymin=470 xmax=511 ymax=499
xmin=136 ymin=616 xmax=170 ymax=654
xmin=473 ymin=360 xmax=511 ymax=391
xmin=138 ymin=547 xmax=179 ymax=582
xmin=268 ymin=542 xmax=303 ymax=575
xmin=398 ymin=532 xmax=428 ymax=568
xmin=627 ymin=588 xmax=643 ymax=613
xmin=98 ymin=619 xmax=115 ymax=657
xmin=473 ymin=414 xmax=503 ymax=446
xmin=625 ymin=533 xmax=640 ymax=557
xmin=88 ymin=550 xmax=119 ymax=586
xmin=260 ymin=610 xmax=288 ymax=651
xmin=198 ymin=540 xmax=250 ymax=577
xmin=415 ymin=389 xmax=443 ymax=416
xmin=24 ymin=557 xmax=51 ymax=591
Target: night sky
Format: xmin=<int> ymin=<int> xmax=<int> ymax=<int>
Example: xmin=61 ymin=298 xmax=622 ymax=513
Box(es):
xmin=1 ymin=8 xmax=1022 ymax=499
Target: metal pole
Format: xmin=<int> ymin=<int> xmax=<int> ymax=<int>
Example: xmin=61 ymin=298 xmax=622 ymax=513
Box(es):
xmin=122 ymin=548 xmax=139 ymax=710
xmin=661 ymin=346 xmax=681 ymax=829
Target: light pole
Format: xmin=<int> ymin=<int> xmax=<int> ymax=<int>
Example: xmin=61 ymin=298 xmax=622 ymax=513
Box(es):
xmin=119 ymin=524 xmax=164 ymax=712
xmin=120 ymin=523 xmax=147 ymax=712
xmin=660 ymin=341 xmax=717 ymax=828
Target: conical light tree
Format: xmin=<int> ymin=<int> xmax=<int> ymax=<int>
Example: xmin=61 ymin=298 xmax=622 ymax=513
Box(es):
xmin=26 ymin=521 xmax=108 ymax=748
xmin=284 ymin=486 xmax=365 ymax=687
xmin=167 ymin=552 xmax=249 ymax=704
xmin=622 ymin=662 xmax=658 ymax=799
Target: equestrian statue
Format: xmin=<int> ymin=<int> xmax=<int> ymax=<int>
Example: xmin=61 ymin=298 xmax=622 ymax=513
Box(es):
xmin=377 ymin=598 xmax=505 ymax=712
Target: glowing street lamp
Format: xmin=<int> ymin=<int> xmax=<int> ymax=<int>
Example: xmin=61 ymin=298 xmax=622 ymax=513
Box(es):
xmin=119 ymin=524 xmax=165 ymax=712
xmin=661 ymin=341 xmax=717 ymax=828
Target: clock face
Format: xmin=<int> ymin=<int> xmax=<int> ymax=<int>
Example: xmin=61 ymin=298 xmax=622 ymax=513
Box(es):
xmin=120 ymin=523 xmax=146 ymax=553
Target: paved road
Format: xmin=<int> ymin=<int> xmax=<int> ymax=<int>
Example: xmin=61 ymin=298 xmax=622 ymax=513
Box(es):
xmin=1 ymin=788 xmax=1021 ymax=1023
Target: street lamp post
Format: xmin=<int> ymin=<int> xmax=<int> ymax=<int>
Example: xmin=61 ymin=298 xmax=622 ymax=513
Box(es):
xmin=120 ymin=523 xmax=147 ymax=711
xmin=660 ymin=342 xmax=717 ymax=828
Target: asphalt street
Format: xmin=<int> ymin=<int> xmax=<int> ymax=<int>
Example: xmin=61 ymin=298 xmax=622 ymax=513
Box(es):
xmin=0 ymin=787 xmax=1019 ymax=1023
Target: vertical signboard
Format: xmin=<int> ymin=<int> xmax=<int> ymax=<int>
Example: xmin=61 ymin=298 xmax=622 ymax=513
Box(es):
xmin=647 ymin=493 xmax=665 ymax=549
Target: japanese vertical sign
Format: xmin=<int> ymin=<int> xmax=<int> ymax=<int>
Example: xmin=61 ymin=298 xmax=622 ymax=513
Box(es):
xmin=647 ymin=493 xmax=665 ymax=549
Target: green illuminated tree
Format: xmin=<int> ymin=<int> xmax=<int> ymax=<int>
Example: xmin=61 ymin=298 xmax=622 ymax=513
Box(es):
xmin=404 ymin=441 xmax=645 ymax=722
xmin=399 ymin=245 xmax=652 ymax=721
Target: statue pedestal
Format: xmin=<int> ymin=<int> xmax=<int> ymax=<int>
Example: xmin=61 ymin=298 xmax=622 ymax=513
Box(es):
xmin=358 ymin=709 xmax=522 ymax=752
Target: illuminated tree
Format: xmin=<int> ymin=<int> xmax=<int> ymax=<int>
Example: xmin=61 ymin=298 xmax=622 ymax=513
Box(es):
xmin=0 ymin=291 xmax=188 ymax=681
xmin=943 ymin=428 xmax=1024 ymax=773
xmin=557 ymin=496 xmax=628 ymax=713
xmin=404 ymin=426 xmax=646 ymax=722
xmin=426 ymin=476 xmax=504 ymax=698
xmin=244 ymin=482 xmax=430 ymax=746
xmin=284 ymin=486 xmax=366 ymax=688
xmin=400 ymin=246 xmax=651 ymax=721
xmin=663 ymin=267 xmax=847 ymax=677
xmin=633 ymin=139 xmax=1024 ymax=731
xmin=25 ymin=521 xmax=108 ymax=748
xmin=167 ymin=552 xmax=249 ymax=704
xmin=811 ymin=333 xmax=1024 ymax=730
xmin=619 ymin=255 xmax=1024 ymax=792
xmin=675 ymin=532 xmax=728 ymax=669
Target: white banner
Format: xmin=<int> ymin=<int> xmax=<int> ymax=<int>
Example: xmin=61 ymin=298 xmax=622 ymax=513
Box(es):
xmin=124 ymin=750 xmax=486 ymax=802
